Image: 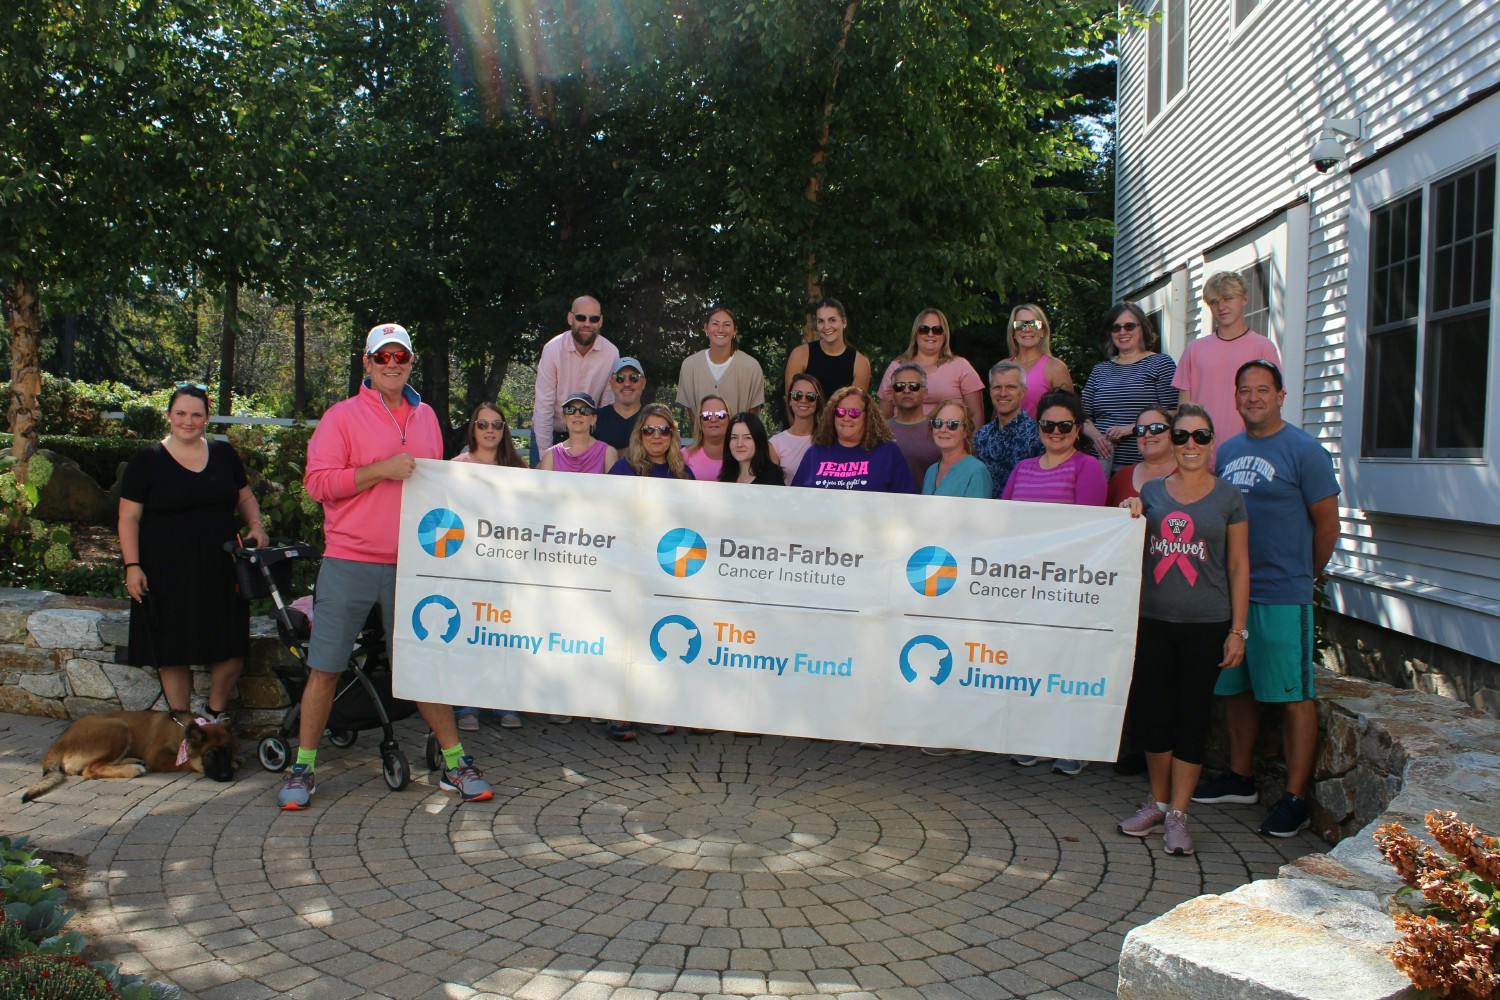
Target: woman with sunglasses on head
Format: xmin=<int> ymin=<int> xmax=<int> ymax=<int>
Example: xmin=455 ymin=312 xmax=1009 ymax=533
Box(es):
xmin=1116 ymin=404 xmax=1248 ymax=857
xmin=720 ymin=412 xmax=784 ymax=485
xmin=877 ymin=309 xmax=984 ymax=426
xmin=922 ymin=398 xmax=991 ymax=498
xmin=770 ymin=373 xmax=824 ymax=485
xmin=682 ymin=394 xmax=731 ymax=481
xmin=1106 ymin=407 xmax=1178 ymax=507
xmin=1081 ymin=302 xmax=1179 ymax=473
xmin=791 ymin=386 xmax=916 ymax=493
xmin=118 ymin=382 xmax=269 ymax=725
xmin=536 ymin=391 xmax=617 ymax=475
xmin=608 ymin=403 xmax=695 ymax=479
xmin=1007 ymin=303 xmax=1075 ymax=418
xmin=451 ymin=403 xmax=527 ymax=732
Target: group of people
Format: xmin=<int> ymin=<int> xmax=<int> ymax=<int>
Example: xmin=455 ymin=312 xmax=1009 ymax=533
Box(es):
xmin=118 ymin=271 xmax=1337 ymax=844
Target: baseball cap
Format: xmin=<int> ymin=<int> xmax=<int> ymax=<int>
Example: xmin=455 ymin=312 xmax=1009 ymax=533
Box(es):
xmin=612 ymin=357 xmax=644 ymax=374
xmin=562 ymin=390 xmax=598 ymax=409
xmin=365 ymin=323 xmax=413 ymax=354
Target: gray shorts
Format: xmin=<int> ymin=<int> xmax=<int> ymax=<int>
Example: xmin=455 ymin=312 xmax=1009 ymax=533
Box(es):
xmin=307 ymin=558 xmax=397 ymax=674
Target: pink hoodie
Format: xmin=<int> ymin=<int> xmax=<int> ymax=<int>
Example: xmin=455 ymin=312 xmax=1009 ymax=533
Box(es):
xmin=305 ymin=381 xmax=443 ymax=563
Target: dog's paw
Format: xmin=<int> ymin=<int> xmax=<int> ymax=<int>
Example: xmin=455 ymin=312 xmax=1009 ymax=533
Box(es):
xmin=124 ymin=758 xmax=148 ymax=777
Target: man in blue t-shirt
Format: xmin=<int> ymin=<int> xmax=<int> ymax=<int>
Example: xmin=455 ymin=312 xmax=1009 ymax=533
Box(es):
xmin=1192 ymin=360 xmax=1339 ymax=838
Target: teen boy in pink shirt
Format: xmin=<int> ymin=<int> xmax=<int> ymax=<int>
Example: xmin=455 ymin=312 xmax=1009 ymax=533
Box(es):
xmin=1174 ymin=271 xmax=1282 ymax=441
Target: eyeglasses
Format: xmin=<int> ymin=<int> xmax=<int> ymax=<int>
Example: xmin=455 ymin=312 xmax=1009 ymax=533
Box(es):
xmin=473 ymin=420 xmax=505 ymax=431
xmin=1170 ymin=428 xmax=1215 ymax=446
xmin=834 ymin=406 xmax=864 ymax=418
xmin=640 ymin=424 xmax=673 ymax=437
xmin=892 ymin=381 xmax=923 ymax=393
xmin=1038 ymin=419 xmax=1078 ymax=434
xmin=368 ymin=349 xmax=413 ymax=365
xmin=573 ymin=313 xmax=602 ymax=323
xmin=1013 ymin=319 xmax=1042 ymax=331
xmin=789 ymin=390 xmax=819 ymax=402
xmin=700 ymin=409 xmax=728 ymax=421
xmin=1133 ymin=422 xmax=1170 ymax=437
xmin=613 ymin=372 xmax=642 ymax=384
xmin=562 ymin=404 xmax=595 ymax=416
xmin=917 ymin=325 xmax=944 ymax=335
xmin=1110 ymin=322 xmax=1141 ymax=333
xmin=930 ymin=418 xmax=963 ymax=430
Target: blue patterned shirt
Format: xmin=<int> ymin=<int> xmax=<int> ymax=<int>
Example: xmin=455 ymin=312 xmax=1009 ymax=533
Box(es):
xmin=973 ymin=410 xmax=1044 ymax=499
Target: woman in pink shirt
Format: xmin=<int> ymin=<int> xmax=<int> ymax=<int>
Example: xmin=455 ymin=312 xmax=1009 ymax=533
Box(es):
xmin=682 ymin=394 xmax=730 ymax=481
xmin=537 ymin=391 xmax=616 ymax=474
xmin=877 ymin=308 xmax=984 ymax=425
xmin=1007 ymin=303 xmax=1075 ymax=417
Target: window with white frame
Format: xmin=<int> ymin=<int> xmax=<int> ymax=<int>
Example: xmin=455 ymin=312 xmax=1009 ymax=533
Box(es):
xmin=1146 ymin=0 xmax=1187 ymax=123
xmin=1363 ymin=157 xmax=1495 ymax=459
xmin=1233 ymin=0 xmax=1265 ymax=28
xmin=1242 ymin=257 xmax=1273 ymax=336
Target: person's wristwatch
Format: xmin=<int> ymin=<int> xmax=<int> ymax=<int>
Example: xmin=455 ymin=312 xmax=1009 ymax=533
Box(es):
xmin=1231 ymin=627 xmax=1249 ymax=640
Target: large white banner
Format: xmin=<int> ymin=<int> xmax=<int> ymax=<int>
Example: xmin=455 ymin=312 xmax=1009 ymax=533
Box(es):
xmin=394 ymin=460 xmax=1145 ymax=760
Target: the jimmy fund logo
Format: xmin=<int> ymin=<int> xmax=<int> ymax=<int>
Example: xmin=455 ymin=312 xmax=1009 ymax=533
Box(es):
xmin=411 ymin=595 xmax=462 ymax=643
xmin=657 ymin=528 xmax=707 ymax=578
xmin=418 ymin=508 xmax=465 ymax=558
xmin=906 ymin=546 xmax=958 ymax=597
xmin=650 ymin=615 xmax=703 ymax=663
xmin=899 ymin=635 xmax=954 ymax=684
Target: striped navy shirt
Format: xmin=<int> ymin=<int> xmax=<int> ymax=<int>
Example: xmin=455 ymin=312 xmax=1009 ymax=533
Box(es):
xmin=1080 ymin=353 xmax=1179 ymax=468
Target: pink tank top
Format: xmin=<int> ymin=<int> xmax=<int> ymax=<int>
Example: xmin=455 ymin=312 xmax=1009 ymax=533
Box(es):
xmin=549 ymin=439 xmax=609 ymax=474
xmin=1018 ymin=354 xmax=1055 ymax=417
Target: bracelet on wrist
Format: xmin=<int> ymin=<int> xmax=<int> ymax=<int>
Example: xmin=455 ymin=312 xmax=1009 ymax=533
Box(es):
xmin=124 ymin=562 xmax=141 ymax=570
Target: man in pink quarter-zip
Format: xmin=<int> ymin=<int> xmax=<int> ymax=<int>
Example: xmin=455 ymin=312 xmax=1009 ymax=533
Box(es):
xmin=277 ymin=323 xmax=494 ymax=810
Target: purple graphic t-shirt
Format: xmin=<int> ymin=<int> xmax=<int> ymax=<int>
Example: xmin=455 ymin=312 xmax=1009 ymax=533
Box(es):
xmin=1138 ymin=476 xmax=1247 ymax=623
xmin=792 ymin=441 xmax=917 ymax=493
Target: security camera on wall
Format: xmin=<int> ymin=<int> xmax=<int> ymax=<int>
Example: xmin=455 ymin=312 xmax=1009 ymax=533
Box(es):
xmin=1311 ymin=117 xmax=1363 ymax=173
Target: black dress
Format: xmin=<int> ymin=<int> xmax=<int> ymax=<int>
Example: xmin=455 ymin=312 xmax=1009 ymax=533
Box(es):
xmin=121 ymin=440 xmax=250 ymax=666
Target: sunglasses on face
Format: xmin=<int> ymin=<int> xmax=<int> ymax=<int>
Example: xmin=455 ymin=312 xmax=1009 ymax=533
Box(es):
xmin=834 ymin=406 xmax=864 ymax=418
xmin=1171 ymin=428 xmax=1215 ymax=446
xmin=640 ymin=424 xmax=673 ymax=437
xmin=562 ymin=404 xmax=595 ymax=416
xmin=1110 ymin=322 xmax=1141 ymax=334
xmin=573 ymin=313 xmax=602 ymax=323
xmin=1038 ymin=419 xmax=1078 ymax=434
xmin=892 ymin=381 xmax=923 ymax=393
xmin=1013 ymin=319 xmax=1042 ymax=331
xmin=789 ymin=390 xmax=819 ymax=402
xmin=930 ymin=418 xmax=963 ymax=430
xmin=700 ymin=409 xmax=728 ymax=421
xmin=613 ymin=372 xmax=642 ymax=384
xmin=1134 ymin=422 xmax=1170 ymax=437
xmin=174 ymin=380 xmax=209 ymax=391
xmin=368 ymin=349 xmax=413 ymax=365
xmin=473 ymin=420 xmax=504 ymax=431
xmin=917 ymin=324 xmax=944 ymax=335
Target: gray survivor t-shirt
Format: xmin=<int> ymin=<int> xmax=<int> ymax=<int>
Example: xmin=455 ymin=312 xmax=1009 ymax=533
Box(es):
xmin=1139 ymin=476 xmax=1247 ymax=623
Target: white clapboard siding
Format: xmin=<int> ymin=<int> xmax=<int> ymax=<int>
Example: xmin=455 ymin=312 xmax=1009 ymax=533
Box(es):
xmin=1114 ymin=0 xmax=1500 ymax=662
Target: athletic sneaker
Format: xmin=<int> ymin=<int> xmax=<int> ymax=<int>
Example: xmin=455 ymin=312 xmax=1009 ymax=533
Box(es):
xmin=607 ymin=723 xmax=637 ymax=742
xmin=644 ymin=724 xmax=676 ymax=735
xmin=1117 ymin=799 xmax=1165 ymax=837
xmin=548 ymin=715 xmax=572 ymax=724
xmin=1163 ymin=809 xmax=1195 ymax=855
xmin=1052 ymin=759 xmax=1086 ymax=776
xmin=439 ymin=756 xmax=494 ymax=801
xmin=499 ymin=712 xmax=523 ymax=729
xmin=1011 ymin=755 xmax=1041 ymax=767
xmin=1191 ymin=769 xmax=1258 ymax=804
xmin=456 ymin=712 xmax=480 ymax=732
xmin=1259 ymin=792 xmax=1310 ymax=838
xmin=278 ymin=764 xmax=315 ymax=810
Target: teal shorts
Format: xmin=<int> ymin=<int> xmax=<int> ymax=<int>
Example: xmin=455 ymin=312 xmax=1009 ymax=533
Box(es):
xmin=1213 ymin=603 xmax=1315 ymax=703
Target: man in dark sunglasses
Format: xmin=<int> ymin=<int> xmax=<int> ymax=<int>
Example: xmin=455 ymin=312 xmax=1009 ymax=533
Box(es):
xmin=594 ymin=357 xmax=648 ymax=449
xmin=283 ymin=324 xmax=494 ymax=810
xmin=885 ymin=362 xmax=939 ymax=485
xmin=530 ymin=294 xmax=619 ymax=465
xmin=1194 ymin=360 xmax=1338 ymax=839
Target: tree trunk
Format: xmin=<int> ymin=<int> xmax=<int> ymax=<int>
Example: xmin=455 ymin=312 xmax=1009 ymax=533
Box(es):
xmin=293 ymin=299 xmax=307 ymax=416
xmin=218 ymin=280 xmax=239 ymax=416
xmin=4 ymin=272 xmax=42 ymax=482
xmin=801 ymin=0 xmax=862 ymax=339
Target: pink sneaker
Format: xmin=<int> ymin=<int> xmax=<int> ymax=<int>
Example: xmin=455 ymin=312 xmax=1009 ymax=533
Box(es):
xmin=1118 ymin=799 xmax=1166 ymax=837
xmin=1163 ymin=809 xmax=1195 ymax=855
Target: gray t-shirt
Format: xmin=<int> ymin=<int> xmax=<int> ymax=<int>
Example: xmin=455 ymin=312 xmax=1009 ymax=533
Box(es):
xmin=1139 ymin=476 xmax=1247 ymax=623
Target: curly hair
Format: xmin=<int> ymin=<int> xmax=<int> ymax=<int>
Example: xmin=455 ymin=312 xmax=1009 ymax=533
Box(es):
xmin=812 ymin=386 xmax=894 ymax=450
xmin=626 ymin=403 xmax=690 ymax=478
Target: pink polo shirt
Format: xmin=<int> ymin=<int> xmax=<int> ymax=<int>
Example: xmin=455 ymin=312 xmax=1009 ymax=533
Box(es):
xmin=532 ymin=331 xmax=619 ymax=447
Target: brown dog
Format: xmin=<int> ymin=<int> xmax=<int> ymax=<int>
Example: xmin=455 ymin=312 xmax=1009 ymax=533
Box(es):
xmin=22 ymin=710 xmax=238 ymax=802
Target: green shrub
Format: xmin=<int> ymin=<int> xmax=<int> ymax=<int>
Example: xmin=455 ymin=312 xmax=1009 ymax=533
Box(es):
xmin=0 ymin=434 xmax=141 ymax=491
xmin=121 ymin=404 xmax=166 ymax=439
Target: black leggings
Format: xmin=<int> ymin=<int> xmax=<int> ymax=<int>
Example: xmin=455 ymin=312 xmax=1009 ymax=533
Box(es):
xmin=1126 ymin=617 xmax=1229 ymax=766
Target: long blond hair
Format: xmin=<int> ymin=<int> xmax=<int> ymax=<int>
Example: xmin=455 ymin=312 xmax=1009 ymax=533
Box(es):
xmin=1006 ymin=303 xmax=1054 ymax=358
xmin=626 ymin=403 xmax=690 ymax=478
xmin=900 ymin=308 xmax=954 ymax=362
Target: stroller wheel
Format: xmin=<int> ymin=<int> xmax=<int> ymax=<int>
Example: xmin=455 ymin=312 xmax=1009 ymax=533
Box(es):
xmin=258 ymin=735 xmax=291 ymax=772
xmin=327 ymin=729 xmax=357 ymax=749
xmin=382 ymin=749 xmax=410 ymax=791
xmin=425 ymin=732 xmax=440 ymax=771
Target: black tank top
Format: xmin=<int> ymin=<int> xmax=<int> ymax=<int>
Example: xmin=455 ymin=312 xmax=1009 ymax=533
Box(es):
xmin=803 ymin=339 xmax=858 ymax=396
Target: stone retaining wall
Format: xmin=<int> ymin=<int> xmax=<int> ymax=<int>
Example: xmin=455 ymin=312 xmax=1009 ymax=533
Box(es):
xmin=0 ymin=588 xmax=290 ymax=730
xmin=1119 ymin=669 xmax=1500 ymax=1000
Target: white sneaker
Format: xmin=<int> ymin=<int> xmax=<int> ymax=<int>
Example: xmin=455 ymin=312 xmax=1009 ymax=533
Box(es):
xmin=456 ymin=713 xmax=480 ymax=732
xmin=498 ymin=712 xmax=523 ymax=729
xmin=548 ymin=715 xmax=572 ymax=724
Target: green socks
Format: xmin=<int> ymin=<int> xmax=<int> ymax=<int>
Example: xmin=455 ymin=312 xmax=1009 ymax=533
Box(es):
xmin=296 ymin=748 xmax=317 ymax=770
xmin=442 ymin=743 xmax=466 ymax=770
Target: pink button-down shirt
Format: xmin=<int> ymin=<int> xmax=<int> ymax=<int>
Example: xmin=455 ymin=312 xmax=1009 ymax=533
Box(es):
xmin=532 ymin=331 xmax=619 ymax=447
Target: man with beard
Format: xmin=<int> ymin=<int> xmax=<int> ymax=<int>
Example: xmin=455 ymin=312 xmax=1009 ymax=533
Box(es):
xmin=529 ymin=295 xmax=619 ymax=465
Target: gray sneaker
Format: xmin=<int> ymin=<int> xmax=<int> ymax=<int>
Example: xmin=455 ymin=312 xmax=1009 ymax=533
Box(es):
xmin=1163 ymin=809 xmax=1195 ymax=855
xmin=278 ymin=764 xmax=315 ymax=811
xmin=1118 ymin=799 xmax=1165 ymax=837
xmin=439 ymin=755 xmax=494 ymax=802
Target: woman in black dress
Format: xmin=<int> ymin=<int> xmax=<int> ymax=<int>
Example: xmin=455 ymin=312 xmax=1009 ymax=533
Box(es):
xmin=117 ymin=383 xmax=268 ymax=722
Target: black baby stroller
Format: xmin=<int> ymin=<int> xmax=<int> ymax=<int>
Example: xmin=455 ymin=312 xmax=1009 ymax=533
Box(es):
xmin=227 ymin=540 xmax=438 ymax=790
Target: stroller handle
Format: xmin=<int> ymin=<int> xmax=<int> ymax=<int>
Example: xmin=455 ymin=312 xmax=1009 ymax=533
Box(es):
xmin=224 ymin=538 xmax=321 ymax=559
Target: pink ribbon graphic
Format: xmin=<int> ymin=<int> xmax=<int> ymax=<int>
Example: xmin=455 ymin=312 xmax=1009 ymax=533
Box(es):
xmin=1154 ymin=511 xmax=1199 ymax=585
